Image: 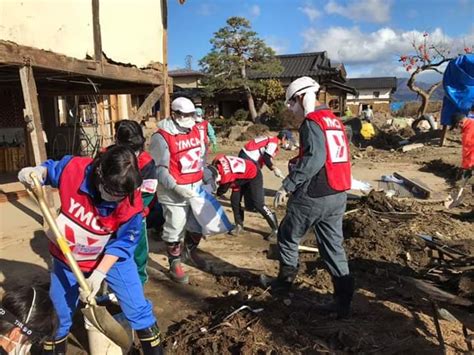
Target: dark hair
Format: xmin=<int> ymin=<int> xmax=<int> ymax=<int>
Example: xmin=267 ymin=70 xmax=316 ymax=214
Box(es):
xmin=115 ymin=120 xmax=146 ymax=152
xmin=451 ymin=112 xmax=466 ymax=130
xmin=277 ymin=131 xmax=287 ymax=140
xmin=90 ymin=145 xmax=142 ymax=204
xmin=0 ymin=284 xmax=56 ymax=339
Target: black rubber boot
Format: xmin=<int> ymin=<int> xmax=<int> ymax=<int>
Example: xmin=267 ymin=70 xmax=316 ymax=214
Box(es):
xmin=182 ymin=232 xmax=208 ymax=270
xmin=334 ymin=274 xmax=355 ymax=319
xmin=42 ymin=336 xmax=67 ymax=355
xmin=137 ymin=323 xmax=164 ymax=355
xmin=260 ymin=264 xmax=298 ymax=296
xmin=313 ymin=275 xmax=355 ymax=319
xmin=264 ymin=211 xmax=279 ymax=240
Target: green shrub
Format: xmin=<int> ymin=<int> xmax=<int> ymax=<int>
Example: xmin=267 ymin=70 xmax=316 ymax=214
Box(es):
xmin=232 ymin=109 xmax=249 ymax=121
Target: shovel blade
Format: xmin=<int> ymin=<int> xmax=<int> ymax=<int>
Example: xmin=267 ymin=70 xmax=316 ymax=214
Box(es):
xmin=444 ymin=188 xmax=464 ymax=209
xmin=82 ymin=306 xmax=132 ymax=350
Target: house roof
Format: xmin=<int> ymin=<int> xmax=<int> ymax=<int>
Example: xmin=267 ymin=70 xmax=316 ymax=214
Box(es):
xmin=169 ymin=69 xmax=205 ymax=77
xmin=346 ymin=77 xmax=397 ymax=90
xmin=250 ymin=51 xmax=342 ymax=80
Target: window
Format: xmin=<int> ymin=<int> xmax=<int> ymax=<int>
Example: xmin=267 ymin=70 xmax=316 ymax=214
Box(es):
xmin=373 ymin=91 xmax=380 ymax=98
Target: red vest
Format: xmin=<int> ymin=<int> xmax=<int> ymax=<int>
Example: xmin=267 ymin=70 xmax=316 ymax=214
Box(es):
xmin=137 ymin=151 xmax=153 ymax=171
xmin=243 ymin=136 xmax=279 ymax=167
xmin=462 ymin=119 xmax=474 ymax=169
xmin=49 ymin=157 xmax=143 ymax=272
xmin=303 ymin=110 xmax=351 ymax=191
xmin=158 ymin=126 xmax=205 ymax=184
xmin=216 ymin=155 xmax=257 ymax=190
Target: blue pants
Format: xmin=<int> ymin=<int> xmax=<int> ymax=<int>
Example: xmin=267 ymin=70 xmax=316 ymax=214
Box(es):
xmin=278 ymin=191 xmax=349 ymax=278
xmin=50 ymin=257 xmax=156 ymax=339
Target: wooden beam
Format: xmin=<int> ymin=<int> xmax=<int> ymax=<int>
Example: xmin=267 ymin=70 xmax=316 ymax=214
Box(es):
xmin=393 ymin=172 xmax=431 ymax=199
xmin=160 ymin=0 xmax=170 ymax=119
xmin=92 ymin=0 xmax=103 ymax=62
xmin=19 ymin=66 xmax=47 ymax=165
xmin=0 ymin=40 xmax=163 ymax=85
xmin=37 ymin=85 xmax=158 ymax=96
xmin=133 ymin=86 xmax=164 ymax=122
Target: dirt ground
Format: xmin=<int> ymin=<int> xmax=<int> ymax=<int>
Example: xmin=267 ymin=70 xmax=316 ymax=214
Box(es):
xmin=0 ymin=128 xmax=473 ymax=354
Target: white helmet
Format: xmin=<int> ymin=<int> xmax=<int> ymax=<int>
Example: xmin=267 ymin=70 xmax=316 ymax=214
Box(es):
xmin=171 ymin=97 xmax=195 ymax=114
xmin=285 ymin=76 xmax=320 ymax=104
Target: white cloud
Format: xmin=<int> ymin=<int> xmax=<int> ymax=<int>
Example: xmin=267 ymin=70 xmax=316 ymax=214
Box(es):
xmin=302 ymin=26 xmax=473 ymax=80
xmin=265 ymin=36 xmax=289 ymax=54
xmin=325 ymin=0 xmax=392 ymax=23
xmin=298 ymin=2 xmax=321 ymax=22
xmin=249 ymin=4 xmax=261 ymax=17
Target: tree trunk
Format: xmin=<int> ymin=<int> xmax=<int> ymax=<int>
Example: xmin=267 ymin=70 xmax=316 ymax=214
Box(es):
xmin=240 ymin=64 xmax=258 ymax=122
xmin=246 ymin=89 xmax=258 ymax=122
xmin=418 ymin=92 xmax=429 ymax=115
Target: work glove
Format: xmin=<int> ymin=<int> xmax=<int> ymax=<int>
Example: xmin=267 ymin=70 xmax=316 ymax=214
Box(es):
xmin=273 ymin=167 xmax=285 ymax=179
xmin=211 ymin=142 xmax=218 ymax=153
xmin=173 ymin=185 xmax=198 ymax=200
xmin=18 ymin=166 xmax=47 ymax=187
xmin=273 ymin=186 xmax=289 ymax=208
xmin=79 ymin=269 xmax=106 ymax=304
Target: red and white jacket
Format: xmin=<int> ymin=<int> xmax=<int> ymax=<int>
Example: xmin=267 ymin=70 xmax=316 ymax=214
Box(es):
xmin=242 ymin=136 xmax=279 ymax=168
xmin=214 ymin=155 xmax=257 ymax=191
xmin=49 ymin=157 xmax=143 ymax=272
xmin=158 ymin=126 xmax=207 ymax=185
xmin=302 ymin=110 xmax=351 ymax=191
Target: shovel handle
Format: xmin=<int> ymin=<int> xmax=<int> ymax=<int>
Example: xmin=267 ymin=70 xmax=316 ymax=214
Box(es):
xmin=29 ymin=173 xmax=95 ymax=305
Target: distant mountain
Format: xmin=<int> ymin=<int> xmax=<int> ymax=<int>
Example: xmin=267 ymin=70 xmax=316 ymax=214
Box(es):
xmin=393 ymin=78 xmax=444 ymax=102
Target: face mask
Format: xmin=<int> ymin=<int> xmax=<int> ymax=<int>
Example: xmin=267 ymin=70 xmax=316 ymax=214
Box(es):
xmin=0 ymin=335 xmax=32 ymax=355
xmin=176 ymin=115 xmax=196 ymax=129
xmin=98 ymin=184 xmax=126 ymax=202
xmin=194 ymin=115 xmax=203 ymax=123
xmin=288 ymin=99 xmax=304 ymax=119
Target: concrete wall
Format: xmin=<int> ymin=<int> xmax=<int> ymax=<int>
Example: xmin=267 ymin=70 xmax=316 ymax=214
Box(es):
xmin=0 ymin=0 xmax=164 ymax=66
xmin=172 ymin=76 xmax=202 ymax=89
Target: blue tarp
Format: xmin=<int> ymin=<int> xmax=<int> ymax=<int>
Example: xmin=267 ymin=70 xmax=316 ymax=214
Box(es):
xmin=441 ymin=54 xmax=474 ymax=125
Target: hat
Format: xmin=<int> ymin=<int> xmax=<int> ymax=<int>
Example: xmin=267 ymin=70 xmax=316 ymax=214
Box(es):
xmin=285 ymin=76 xmax=320 ymax=104
xmin=171 ymin=97 xmax=196 ymax=114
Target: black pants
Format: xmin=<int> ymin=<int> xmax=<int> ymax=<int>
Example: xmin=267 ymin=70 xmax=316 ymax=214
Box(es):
xmin=238 ymin=150 xmax=258 ymax=211
xmin=231 ymin=170 xmax=276 ymax=229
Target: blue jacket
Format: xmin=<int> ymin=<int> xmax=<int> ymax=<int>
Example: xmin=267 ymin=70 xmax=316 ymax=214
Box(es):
xmin=42 ymin=155 xmax=142 ymax=259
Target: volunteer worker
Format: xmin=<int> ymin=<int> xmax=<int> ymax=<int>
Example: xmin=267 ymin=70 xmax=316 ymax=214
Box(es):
xmin=194 ymin=107 xmax=218 ymax=156
xmin=18 ymin=146 xmax=163 ymax=354
xmin=211 ymin=155 xmax=278 ymax=239
xmin=239 ymin=134 xmax=285 ymax=179
xmin=266 ymin=76 xmax=354 ymax=319
xmin=149 ymin=97 xmax=207 ymax=284
xmin=114 ymin=119 xmax=157 ymax=285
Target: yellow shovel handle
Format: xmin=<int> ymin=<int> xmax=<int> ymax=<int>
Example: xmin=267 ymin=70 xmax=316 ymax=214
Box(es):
xmin=30 ymin=173 xmax=95 ymax=304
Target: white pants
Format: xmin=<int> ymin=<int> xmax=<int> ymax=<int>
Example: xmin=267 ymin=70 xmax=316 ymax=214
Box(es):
xmin=161 ymin=203 xmax=201 ymax=243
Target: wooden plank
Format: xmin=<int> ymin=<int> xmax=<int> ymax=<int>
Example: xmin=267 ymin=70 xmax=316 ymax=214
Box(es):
xmin=393 ymin=172 xmax=431 ymax=199
xmin=439 ymin=125 xmax=448 ymax=147
xmin=92 ymin=0 xmax=103 ymax=62
xmin=0 ymin=40 xmax=163 ymax=85
xmin=19 ymin=66 xmax=47 ymax=165
xmin=402 ymin=143 xmax=424 ymax=152
xmin=161 ymin=0 xmax=170 ymax=119
xmin=132 ymin=86 xmax=164 ymax=122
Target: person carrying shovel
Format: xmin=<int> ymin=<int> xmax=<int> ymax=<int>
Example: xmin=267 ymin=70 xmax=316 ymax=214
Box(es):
xmin=210 ymin=154 xmax=278 ymax=239
xmin=263 ymin=76 xmax=354 ymax=319
xmin=18 ymin=145 xmax=163 ymax=354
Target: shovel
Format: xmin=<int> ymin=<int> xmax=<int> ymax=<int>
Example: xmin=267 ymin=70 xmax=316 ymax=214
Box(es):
xmin=444 ymin=175 xmax=469 ymax=209
xmin=29 ymin=173 xmax=132 ymax=350
xmin=266 ymin=243 xmax=319 ymax=260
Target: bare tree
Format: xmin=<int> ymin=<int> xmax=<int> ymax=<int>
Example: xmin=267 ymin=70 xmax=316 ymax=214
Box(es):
xmin=399 ymin=32 xmax=454 ymax=116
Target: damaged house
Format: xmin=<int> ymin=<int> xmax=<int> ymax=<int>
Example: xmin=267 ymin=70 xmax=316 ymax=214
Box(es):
xmin=0 ymin=0 xmax=171 ymax=183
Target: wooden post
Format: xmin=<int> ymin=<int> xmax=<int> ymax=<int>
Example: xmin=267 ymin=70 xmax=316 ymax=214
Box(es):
xmin=19 ymin=66 xmax=47 ymax=165
xmin=92 ymin=0 xmax=103 ymax=62
xmin=133 ymin=86 xmax=164 ymax=122
xmin=109 ymin=94 xmax=119 ymax=136
xmin=160 ymin=0 xmax=170 ymax=119
xmin=439 ymin=125 xmax=448 ymax=147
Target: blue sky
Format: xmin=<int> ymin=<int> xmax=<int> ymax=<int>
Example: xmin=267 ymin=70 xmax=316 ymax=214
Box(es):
xmin=168 ymin=0 xmax=474 ymax=81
